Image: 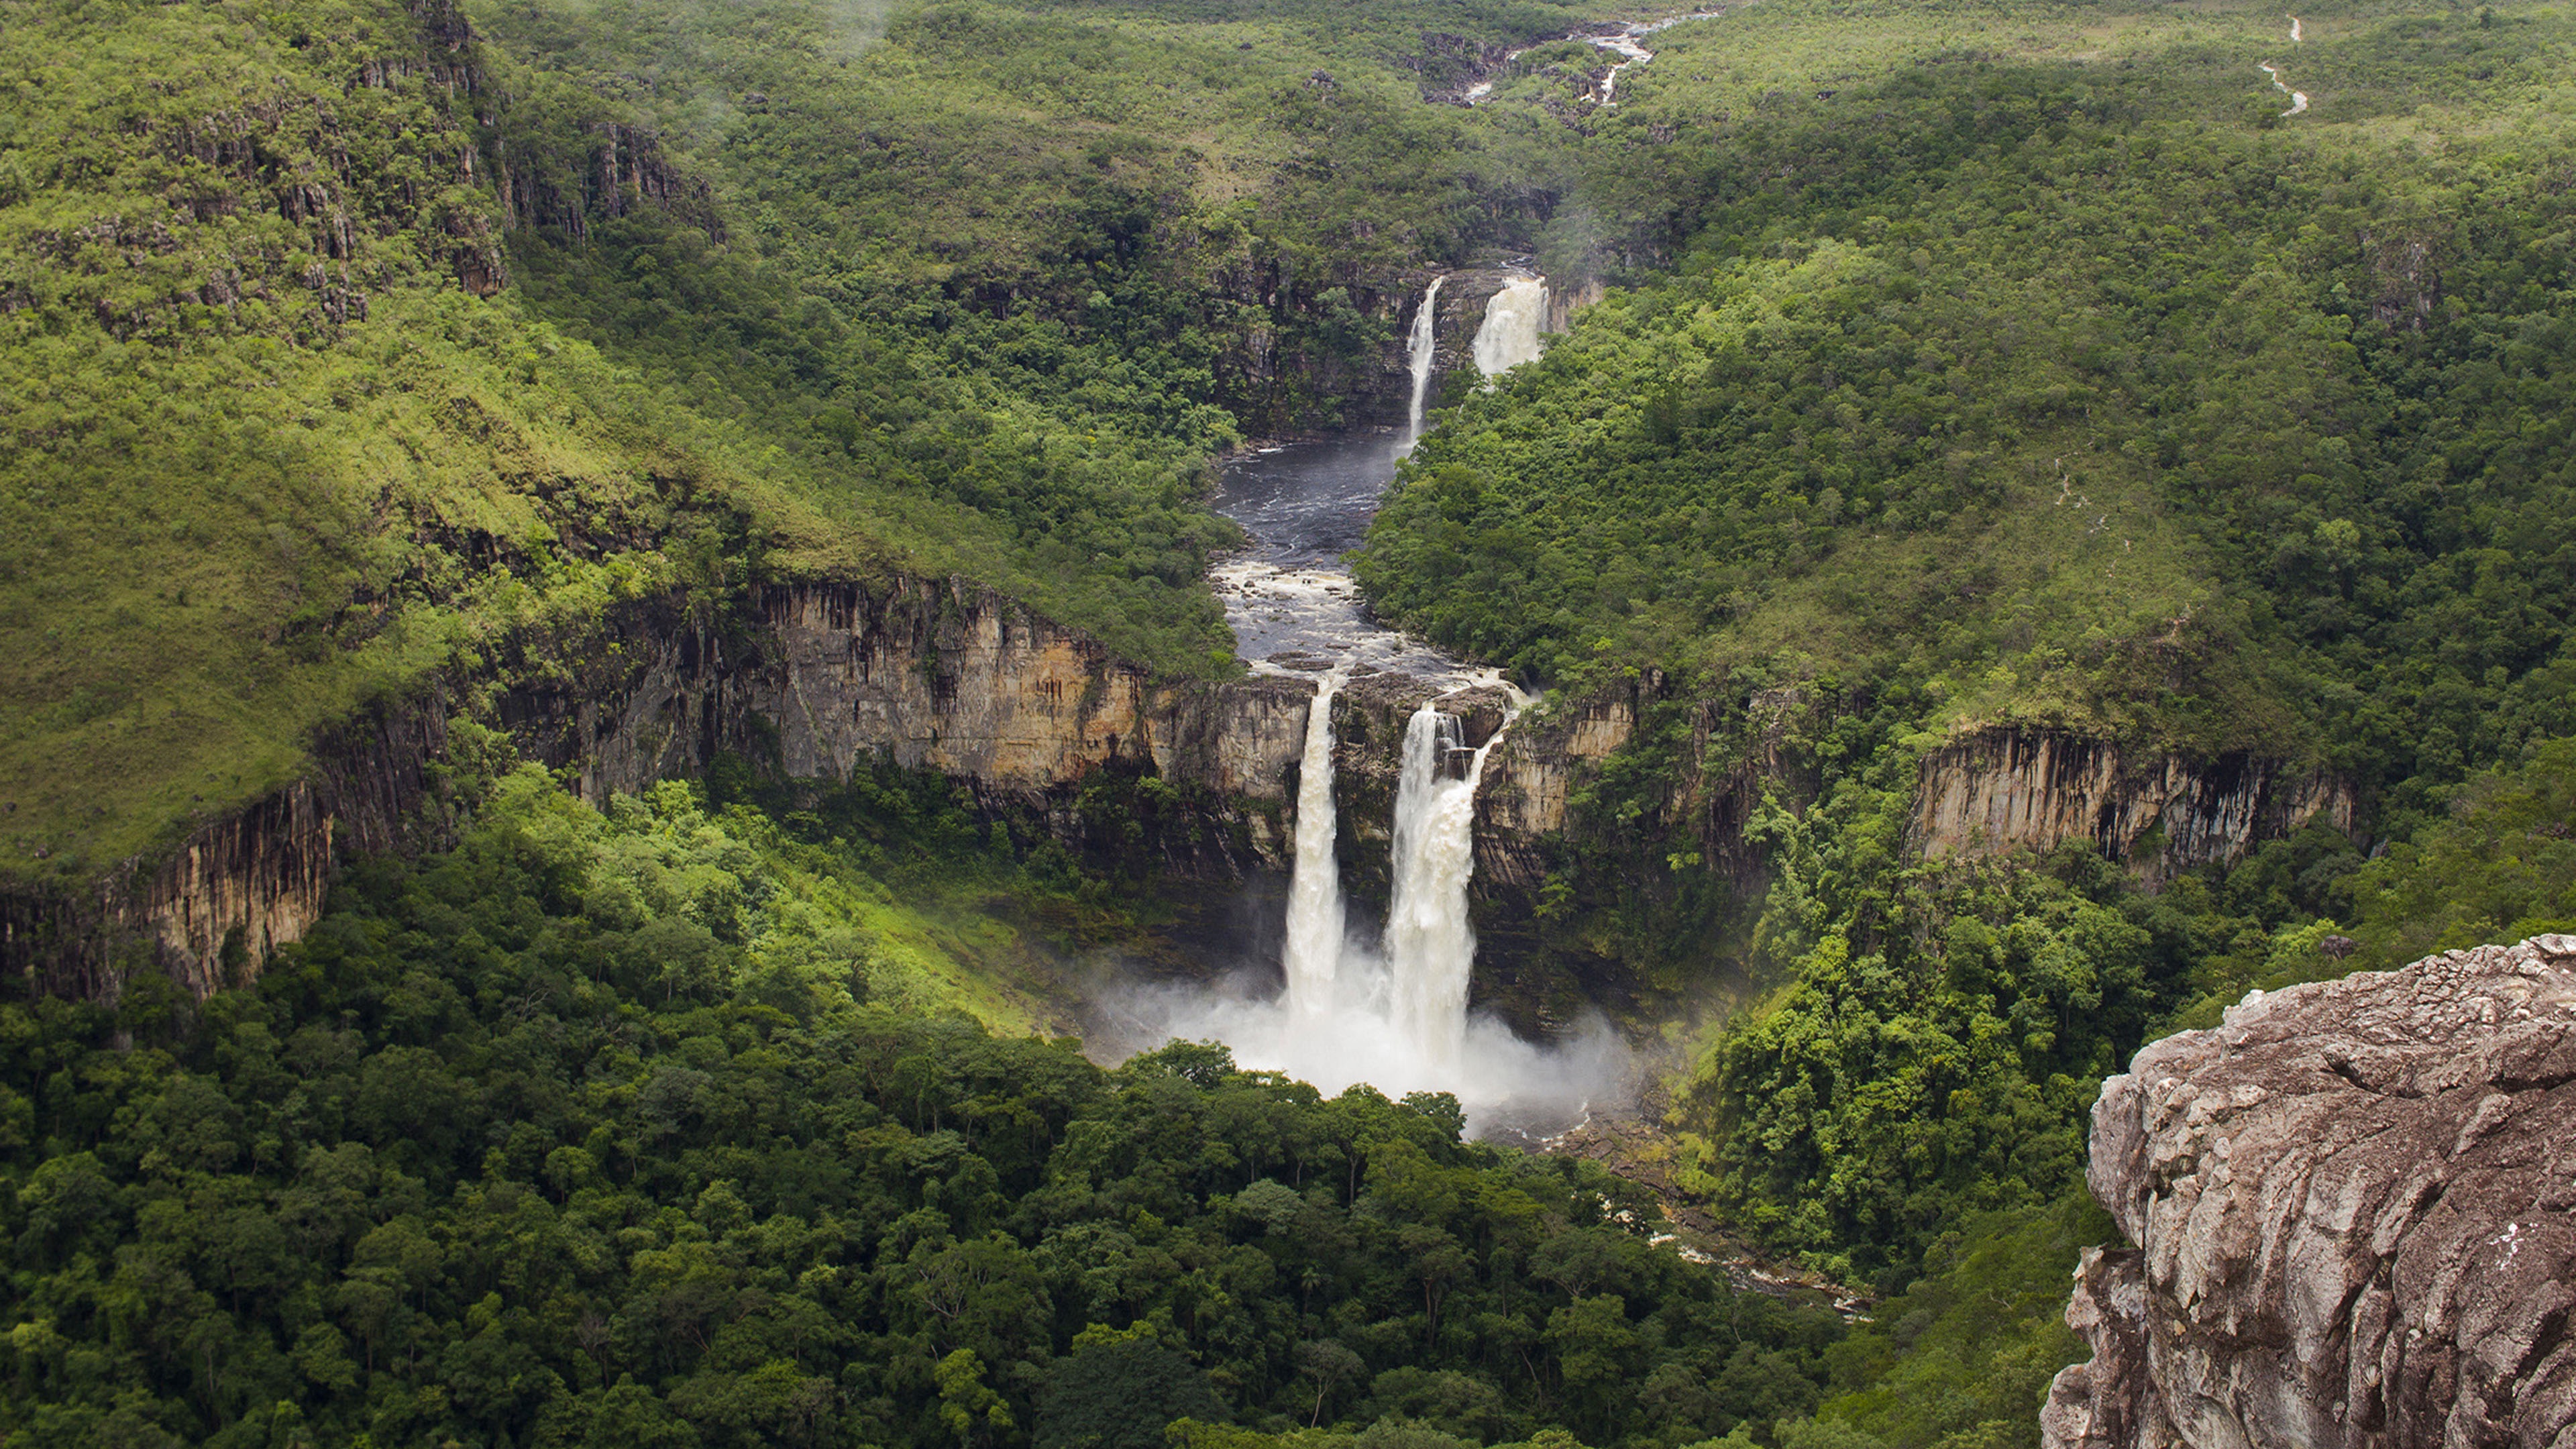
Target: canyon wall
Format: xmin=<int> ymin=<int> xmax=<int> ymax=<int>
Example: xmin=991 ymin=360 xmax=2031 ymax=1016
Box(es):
xmin=1914 ymin=730 xmax=2355 ymax=877
xmin=2046 ymin=935 xmax=2576 ymax=1449
xmin=9 ymin=586 xmax=2367 ymax=1004
xmin=3 ymin=577 xmax=1313 ymax=999
xmin=0 ymin=696 xmax=450 ymax=1000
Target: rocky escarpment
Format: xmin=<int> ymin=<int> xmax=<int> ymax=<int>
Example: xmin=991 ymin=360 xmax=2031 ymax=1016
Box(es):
xmin=2045 ymin=935 xmax=2576 ymax=1449
xmin=9 ymin=583 xmax=2382 ymax=1006
xmin=0 ymin=698 xmax=450 ymax=1001
xmin=5 ymin=576 xmax=1314 ymax=999
xmin=1915 ymin=731 xmax=2355 ymax=879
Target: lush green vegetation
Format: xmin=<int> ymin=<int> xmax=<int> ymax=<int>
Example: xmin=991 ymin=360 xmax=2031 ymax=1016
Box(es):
xmin=1339 ymin=0 xmax=2576 ymax=1411
xmin=15 ymin=0 xmax=2576 ymax=1444
xmin=1368 ymin=6 xmax=2576 ymax=780
xmin=1342 ymin=10 xmax=2576 ymax=1169
xmin=0 ymin=772 xmax=1871 ymax=1448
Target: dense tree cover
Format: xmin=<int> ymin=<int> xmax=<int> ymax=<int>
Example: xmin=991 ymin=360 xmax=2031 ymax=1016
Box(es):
xmin=0 ymin=773 xmax=1860 ymax=1448
xmin=1367 ymin=25 xmax=2576 ymax=786
xmin=1334 ymin=0 xmax=2576 ymax=1301
xmin=1666 ymin=720 xmax=2576 ymax=1284
xmin=1 ymin=0 xmax=1660 ymax=890
xmin=19 ymin=1 xmax=2576 ymax=1445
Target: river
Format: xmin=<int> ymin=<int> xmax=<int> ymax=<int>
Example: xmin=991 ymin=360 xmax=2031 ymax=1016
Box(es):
xmin=1106 ymin=277 xmax=1623 ymax=1141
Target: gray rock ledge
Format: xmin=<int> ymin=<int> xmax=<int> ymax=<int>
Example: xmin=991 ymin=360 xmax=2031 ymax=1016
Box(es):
xmin=2045 ymin=934 xmax=2576 ymax=1449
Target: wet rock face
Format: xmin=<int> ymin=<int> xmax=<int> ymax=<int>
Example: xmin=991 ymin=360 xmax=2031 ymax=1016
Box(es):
xmin=2045 ymin=935 xmax=2576 ymax=1449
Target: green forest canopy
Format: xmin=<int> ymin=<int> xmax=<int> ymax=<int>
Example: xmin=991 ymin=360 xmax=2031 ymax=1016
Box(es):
xmin=10 ymin=0 xmax=2576 ymax=1444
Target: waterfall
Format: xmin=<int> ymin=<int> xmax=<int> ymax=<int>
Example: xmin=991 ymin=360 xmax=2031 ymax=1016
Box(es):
xmin=1472 ymin=276 xmax=1550 ymax=381
xmin=1384 ymin=703 xmax=1511 ymax=1071
xmin=1281 ymin=674 xmax=1347 ymax=1018
xmin=1404 ymin=275 xmax=1446 ymax=445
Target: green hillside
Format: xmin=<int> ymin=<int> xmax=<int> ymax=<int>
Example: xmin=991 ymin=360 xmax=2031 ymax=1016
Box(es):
xmin=7 ymin=0 xmax=2576 ymax=1445
xmin=1341 ymin=0 xmax=2576 ymax=1364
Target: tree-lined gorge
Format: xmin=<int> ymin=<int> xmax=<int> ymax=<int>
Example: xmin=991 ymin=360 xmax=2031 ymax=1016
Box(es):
xmin=5 ymin=0 xmax=2575 ymax=1443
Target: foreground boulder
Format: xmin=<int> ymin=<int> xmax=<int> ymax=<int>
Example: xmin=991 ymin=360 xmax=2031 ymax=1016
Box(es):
xmin=2045 ymin=936 xmax=2576 ymax=1449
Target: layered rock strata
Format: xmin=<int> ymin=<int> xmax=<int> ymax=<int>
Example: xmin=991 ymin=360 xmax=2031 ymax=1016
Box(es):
xmin=13 ymin=580 xmax=2375 ymax=1003
xmin=5 ymin=577 xmax=1313 ymax=997
xmin=2045 ymin=935 xmax=2576 ymax=1449
xmin=1915 ymin=730 xmax=2355 ymax=878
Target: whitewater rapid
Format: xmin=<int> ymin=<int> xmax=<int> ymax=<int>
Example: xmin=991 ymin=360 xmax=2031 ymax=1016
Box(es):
xmin=1464 ymin=10 xmax=1728 ymax=107
xmin=2259 ymin=61 xmax=2310 ymax=116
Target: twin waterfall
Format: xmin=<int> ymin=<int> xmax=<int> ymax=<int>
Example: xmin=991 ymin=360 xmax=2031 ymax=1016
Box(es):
xmin=1280 ymin=684 xmax=1516 ymax=1076
xmin=1174 ymin=270 xmax=1603 ymax=1133
xmin=1271 ymin=272 xmax=1547 ymax=1067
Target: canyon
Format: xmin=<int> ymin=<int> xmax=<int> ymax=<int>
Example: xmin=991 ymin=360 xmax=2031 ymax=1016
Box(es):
xmin=2 ymin=274 xmax=2353 ymax=1009
xmin=0 ymin=570 xmax=2354 ymax=1006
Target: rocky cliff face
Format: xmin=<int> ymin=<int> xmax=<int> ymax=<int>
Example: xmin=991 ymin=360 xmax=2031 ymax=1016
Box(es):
xmin=7 ymin=576 xmax=1314 ymax=998
xmin=1 ymin=696 xmax=449 ymax=1000
xmin=1915 ymin=731 xmax=2355 ymax=879
xmin=12 ymin=578 xmax=2376 ymax=1004
xmin=2045 ymin=935 xmax=2576 ymax=1449
xmin=498 ymin=578 xmax=1313 ymax=877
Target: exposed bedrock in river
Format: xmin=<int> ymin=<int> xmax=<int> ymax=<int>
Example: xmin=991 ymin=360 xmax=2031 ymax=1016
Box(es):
xmin=2045 ymin=934 xmax=2576 ymax=1449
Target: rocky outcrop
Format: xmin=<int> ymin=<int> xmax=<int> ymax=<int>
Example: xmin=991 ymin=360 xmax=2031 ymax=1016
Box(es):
xmin=1 ymin=696 xmax=449 ymax=1000
xmin=6 ymin=576 xmax=1316 ymax=999
xmin=2045 ymin=935 xmax=2576 ymax=1449
xmin=499 ymin=578 xmax=1315 ymax=874
xmin=1915 ymin=731 xmax=2354 ymax=879
xmin=1475 ymin=694 xmax=1636 ymax=890
xmin=749 ymin=582 xmax=1304 ymax=801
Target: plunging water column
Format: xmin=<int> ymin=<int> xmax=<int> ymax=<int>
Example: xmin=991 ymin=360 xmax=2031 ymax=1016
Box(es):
xmin=1472 ymin=275 xmax=1550 ymax=379
xmin=1385 ymin=701 xmax=1517 ymax=1071
xmin=1169 ymin=269 xmax=1613 ymax=1130
xmin=1404 ymin=275 xmax=1446 ymax=445
xmin=1281 ymin=674 xmax=1348 ymax=1019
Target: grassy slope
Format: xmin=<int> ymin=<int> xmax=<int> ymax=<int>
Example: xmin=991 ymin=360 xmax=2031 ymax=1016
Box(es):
xmin=12 ymin=0 xmax=1731 ymax=896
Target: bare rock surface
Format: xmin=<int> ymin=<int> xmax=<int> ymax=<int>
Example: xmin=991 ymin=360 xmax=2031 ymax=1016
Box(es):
xmin=2045 ymin=935 xmax=2576 ymax=1449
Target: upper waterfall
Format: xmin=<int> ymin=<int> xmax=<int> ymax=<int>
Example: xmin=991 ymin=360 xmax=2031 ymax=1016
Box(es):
xmin=1404 ymin=274 xmax=1446 ymax=445
xmin=1472 ymin=276 xmax=1550 ymax=380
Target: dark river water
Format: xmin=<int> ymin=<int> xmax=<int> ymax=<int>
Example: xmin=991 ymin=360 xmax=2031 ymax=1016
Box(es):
xmin=1206 ymin=433 xmax=1478 ymax=680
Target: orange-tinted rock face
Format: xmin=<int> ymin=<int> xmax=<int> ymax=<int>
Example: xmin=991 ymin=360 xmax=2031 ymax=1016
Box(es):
xmin=9 ymin=584 xmax=2369 ymax=1003
xmin=6 ymin=576 xmax=1318 ymax=998
xmin=1475 ymin=696 xmax=1635 ymax=890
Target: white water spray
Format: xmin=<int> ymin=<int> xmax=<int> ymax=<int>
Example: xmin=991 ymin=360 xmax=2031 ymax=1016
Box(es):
xmin=1281 ymin=674 xmax=1347 ymax=1018
xmin=1472 ymin=276 xmax=1550 ymax=380
xmin=1385 ymin=703 xmax=1513 ymax=1072
xmin=1404 ymin=275 xmax=1446 ymax=445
